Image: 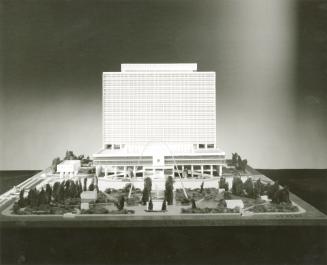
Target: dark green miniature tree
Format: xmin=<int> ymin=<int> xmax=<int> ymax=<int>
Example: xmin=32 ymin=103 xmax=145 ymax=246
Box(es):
xmin=244 ymin=177 xmax=254 ymax=198
xmin=83 ymin=178 xmax=87 ymax=191
xmin=219 ymin=177 xmax=226 ymax=189
xmin=88 ymin=182 xmax=95 ymax=191
xmin=231 ymin=177 xmax=244 ymax=196
xmin=241 ymin=159 xmax=248 ymax=172
xmin=268 ymin=180 xmax=280 ymax=199
xmin=116 ymin=195 xmax=125 ymax=210
xmin=45 ymin=184 xmax=52 ymax=202
xmin=224 ymin=182 xmax=229 ymax=191
xmin=232 ymin=153 xmax=238 ymax=166
xmin=191 ymin=198 xmax=196 ymax=209
xmin=38 ymin=188 xmax=48 ymax=205
xmin=200 ymin=181 xmax=204 ymax=193
xmin=141 ymin=177 xmax=152 ymax=205
xmin=52 ymin=182 xmax=60 ymax=202
xmin=148 ymin=199 xmax=153 ymax=211
xmin=17 ymin=189 xmax=25 ymax=208
xmin=78 ymin=180 xmax=83 ymax=195
xmin=165 ymin=176 xmax=174 ymax=205
xmin=58 ymin=182 xmax=66 ymax=202
xmin=253 ymin=179 xmax=263 ymax=198
xmin=51 ymin=157 xmax=61 ymax=173
xmin=64 ymin=150 xmax=77 ymax=160
xmin=161 ymin=200 xmax=167 ymax=211
xmin=28 ymin=188 xmax=39 ymax=208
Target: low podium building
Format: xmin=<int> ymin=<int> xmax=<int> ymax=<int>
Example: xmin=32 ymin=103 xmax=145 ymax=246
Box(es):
xmin=93 ymin=63 xmax=226 ymax=182
xmin=57 ymin=160 xmax=81 ymax=178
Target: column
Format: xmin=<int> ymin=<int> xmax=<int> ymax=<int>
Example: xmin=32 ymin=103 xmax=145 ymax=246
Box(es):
xmin=124 ymin=166 xmax=127 ymax=178
xmin=210 ymin=165 xmax=213 ymax=176
xmin=182 ymin=165 xmax=184 ymax=178
xmin=172 ymin=167 xmax=175 ymax=178
xmin=133 ymin=166 xmax=136 ymax=178
xmin=104 ymin=167 xmax=108 ymax=178
xmin=219 ymin=165 xmax=222 ymax=176
xmin=201 ymin=165 xmax=204 ymax=176
xmin=191 ymin=165 xmax=194 ymax=178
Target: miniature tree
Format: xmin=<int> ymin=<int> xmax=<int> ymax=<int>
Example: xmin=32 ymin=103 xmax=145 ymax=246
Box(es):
xmin=191 ymin=198 xmax=196 ymax=209
xmin=52 ymin=182 xmax=60 ymax=202
xmin=244 ymin=177 xmax=254 ymax=198
xmin=141 ymin=177 xmax=152 ymax=205
xmin=88 ymin=182 xmax=95 ymax=191
xmin=272 ymin=186 xmax=290 ymax=204
xmin=241 ymin=159 xmax=248 ymax=172
xmin=253 ymin=179 xmax=263 ymax=199
xmin=219 ymin=177 xmax=226 ymax=189
xmin=116 ymin=195 xmax=125 ymax=210
xmin=27 ymin=188 xmax=39 ymax=208
xmin=200 ymin=181 xmax=204 ymax=193
xmin=38 ymin=188 xmax=48 ymax=205
xmin=78 ymin=180 xmax=83 ymax=195
xmin=148 ymin=199 xmax=153 ymax=211
xmin=165 ymin=176 xmax=174 ymax=205
xmin=45 ymin=184 xmax=52 ymax=202
xmin=161 ymin=200 xmax=167 ymax=211
xmin=231 ymin=176 xmax=244 ymax=196
xmin=18 ymin=189 xmax=26 ymax=208
xmin=64 ymin=150 xmax=77 ymax=160
xmin=236 ymin=156 xmax=242 ymax=170
xmin=268 ymin=180 xmax=280 ymax=199
xmin=232 ymin=153 xmax=238 ymax=166
xmin=58 ymin=182 xmax=66 ymax=202
xmin=51 ymin=157 xmax=61 ymax=173
xmin=83 ymin=178 xmax=87 ymax=191
xmin=224 ymin=182 xmax=229 ymax=191
xmin=280 ymin=186 xmax=291 ymax=203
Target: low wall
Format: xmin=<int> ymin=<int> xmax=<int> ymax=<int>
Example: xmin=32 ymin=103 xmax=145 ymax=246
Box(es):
xmin=97 ymin=176 xmax=247 ymax=191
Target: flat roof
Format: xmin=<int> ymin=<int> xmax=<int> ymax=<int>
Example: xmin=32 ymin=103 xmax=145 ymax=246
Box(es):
xmin=58 ymin=160 xmax=80 ymax=165
xmin=121 ymin=63 xmax=197 ymax=72
xmin=93 ymin=148 xmax=225 ymax=158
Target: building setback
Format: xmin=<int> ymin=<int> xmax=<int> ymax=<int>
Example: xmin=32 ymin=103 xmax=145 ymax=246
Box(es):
xmin=93 ymin=63 xmax=225 ymax=179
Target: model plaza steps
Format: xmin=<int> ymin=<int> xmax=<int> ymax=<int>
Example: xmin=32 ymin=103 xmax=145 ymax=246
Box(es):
xmin=147 ymin=186 xmax=165 ymax=211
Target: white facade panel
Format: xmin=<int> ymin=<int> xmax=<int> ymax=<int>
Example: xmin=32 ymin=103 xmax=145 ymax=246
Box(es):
xmin=102 ymin=65 xmax=216 ymax=149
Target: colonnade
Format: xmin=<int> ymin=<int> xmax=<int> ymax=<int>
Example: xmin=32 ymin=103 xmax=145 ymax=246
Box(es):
xmin=99 ymin=164 xmax=223 ymax=178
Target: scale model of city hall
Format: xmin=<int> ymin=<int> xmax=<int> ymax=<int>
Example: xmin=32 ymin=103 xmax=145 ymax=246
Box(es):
xmin=92 ymin=63 xmax=225 ymax=185
xmin=2 ymin=63 xmax=311 ymax=217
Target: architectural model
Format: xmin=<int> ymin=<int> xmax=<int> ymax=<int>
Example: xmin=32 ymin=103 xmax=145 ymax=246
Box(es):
xmin=1 ymin=63 xmax=325 ymax=224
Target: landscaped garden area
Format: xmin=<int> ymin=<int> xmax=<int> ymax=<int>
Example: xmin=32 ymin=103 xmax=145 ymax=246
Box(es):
xmin=11 ymin=179 xmax=137 ymax=215
xmin=9 ymin=173 xmax=300 ymax=216
xmin=176 ymin=175 xmax=300 ymax=214
xmin=9 ymin=151 xmax=300 ymax=217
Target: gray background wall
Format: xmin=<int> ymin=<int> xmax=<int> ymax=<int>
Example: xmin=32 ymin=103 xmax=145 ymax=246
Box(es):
xmin=1 ymin=0 xmax=326 ymax=170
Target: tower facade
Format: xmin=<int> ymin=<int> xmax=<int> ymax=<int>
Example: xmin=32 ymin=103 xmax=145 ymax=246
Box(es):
xmin=102 ymin=64 xmax=216 ymax=152
xmin=93 ymin=64 xmax=225 ymax=179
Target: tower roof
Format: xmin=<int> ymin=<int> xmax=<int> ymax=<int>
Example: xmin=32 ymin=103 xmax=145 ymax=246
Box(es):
xmin=121 ymin=63 xmax=197 ymax=72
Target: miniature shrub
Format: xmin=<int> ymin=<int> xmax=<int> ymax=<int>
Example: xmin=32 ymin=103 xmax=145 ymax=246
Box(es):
xmin=181 ymin=198 xmax=190 ymax=205
xmin=96 ymin=191 xmax=108 ymax=203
